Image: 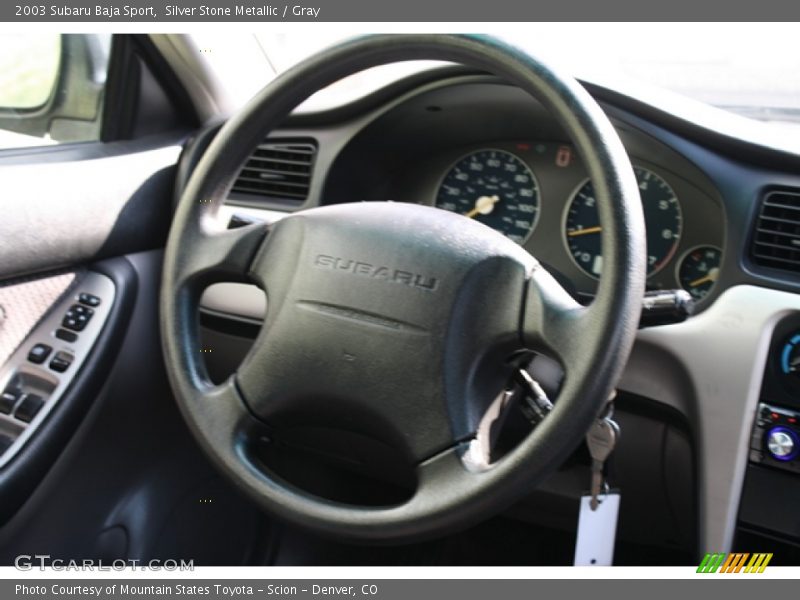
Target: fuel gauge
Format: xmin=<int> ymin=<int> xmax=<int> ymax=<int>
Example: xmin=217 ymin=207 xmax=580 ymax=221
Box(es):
xmin=677 ymin=246 xmax=722 ymax=301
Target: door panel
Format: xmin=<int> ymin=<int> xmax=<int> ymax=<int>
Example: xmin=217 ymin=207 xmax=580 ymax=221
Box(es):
xmin=0 ymin=32 xmax=272 ymax=565
xmin=0 ymin=137 xmax=182 ymax=280
xmin=0 ymin=251 xmax=270 ymax=565
xmin=0 ymin=257 xmax=137 ymax=525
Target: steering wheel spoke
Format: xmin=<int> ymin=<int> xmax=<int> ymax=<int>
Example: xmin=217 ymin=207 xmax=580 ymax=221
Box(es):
xmin=193 ymin=378 xmax=254 ymax=445
xmin=172 ymin=221 xmax=270 ymax=290
xmin=413 ymin=443 xmax=480 ymax=501
xmin=177 ymin=377 xmax=273 ymax=485
xmin=522 ymin=264 xmax=590 ymax=369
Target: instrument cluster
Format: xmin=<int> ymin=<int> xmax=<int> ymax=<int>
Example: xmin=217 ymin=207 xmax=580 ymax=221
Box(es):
xmin=428 ymin=142 xmax=723 ymax=303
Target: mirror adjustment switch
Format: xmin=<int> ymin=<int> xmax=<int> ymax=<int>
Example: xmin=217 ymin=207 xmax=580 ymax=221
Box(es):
xmin=78 ymin=293 xmax=101 ymax=307
xmin=0 ymin=391 xmax=19 ymax=415
xmin=49 ymin=351 xmax=74 ymax=373
xmin=28 ymin=344 xmax=52 ymax=364
xmin=14 ymin=394 xmax=44 ymax=423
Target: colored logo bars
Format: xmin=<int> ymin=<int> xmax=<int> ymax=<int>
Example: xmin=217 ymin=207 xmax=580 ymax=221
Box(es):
xmin=697 ymin=553 xmax=773 ymax=573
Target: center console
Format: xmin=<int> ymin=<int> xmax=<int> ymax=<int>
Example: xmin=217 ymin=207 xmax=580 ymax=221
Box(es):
xmin=736 ymin=315 xmax=800 ymax=561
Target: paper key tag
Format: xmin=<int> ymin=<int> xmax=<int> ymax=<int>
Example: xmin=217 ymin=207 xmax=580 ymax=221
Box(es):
xmin=573 ymin=492 xmax=620 ymax=566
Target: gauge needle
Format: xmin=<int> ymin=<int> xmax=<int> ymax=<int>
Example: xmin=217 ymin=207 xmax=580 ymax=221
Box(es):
xmin=689 ymin=267 xmax=720 ymax=288
xmin=567 ymin=226 xmax=602 ymax=237
xmin=464 ymin=195 xmax=500 ymax=218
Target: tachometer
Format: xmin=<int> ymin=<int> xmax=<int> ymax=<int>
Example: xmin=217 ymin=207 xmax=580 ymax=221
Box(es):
xmin=435 ymin=149 xmax=539 ymax=244
xmin=564 ymin=166 xmax=682 ymax=278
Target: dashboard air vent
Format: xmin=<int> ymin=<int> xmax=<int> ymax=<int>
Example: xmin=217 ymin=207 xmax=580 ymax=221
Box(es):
xmin=230 ymin=139 xmax=317 ymax=204
xmin=752 ymin=190 xmax=800 ymax=273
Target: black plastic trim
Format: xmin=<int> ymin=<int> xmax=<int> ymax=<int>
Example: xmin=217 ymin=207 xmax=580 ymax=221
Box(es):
xmin=131 ymin=35 xmax=201 ymax=129
xmin=745 ymin=186 xmax=800 ymax=282
xmin=582 ymin=82 xmax=800 ymax=174
xmin=199 ymin=308 xmax=262 ymax=339
xmin=738 ymin=464 xmax=800 ymax=544
xmin=279 ymin=64 xmax=795 ymax=171
xmin=282 ymin=64 xmax=800 ymax=173
xmin=101 ymin=35 xmax=141 ymax=142
xmin=284 ymin=65 xmax=486 ymax=128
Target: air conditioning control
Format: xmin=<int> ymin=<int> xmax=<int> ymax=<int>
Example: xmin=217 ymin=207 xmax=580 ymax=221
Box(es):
xmin=751 ymin=403 xmax=800 ymax=473
xmin=766 ymin=427 xmax=799 ymax=461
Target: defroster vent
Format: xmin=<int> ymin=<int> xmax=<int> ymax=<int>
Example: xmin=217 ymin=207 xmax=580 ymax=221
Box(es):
xmin=752 ymin=189 xmax=800 ymax=273
xmin=230 ymin=139 xmax=317 ymax=204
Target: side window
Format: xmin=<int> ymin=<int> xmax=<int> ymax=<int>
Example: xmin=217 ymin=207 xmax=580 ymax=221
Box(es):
xmin=0 ymin=33 xmax=111 ymax=150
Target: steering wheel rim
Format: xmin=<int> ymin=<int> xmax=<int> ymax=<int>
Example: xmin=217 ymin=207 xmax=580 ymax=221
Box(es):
xmin=160 ymin=34 xmax=646 ymax=543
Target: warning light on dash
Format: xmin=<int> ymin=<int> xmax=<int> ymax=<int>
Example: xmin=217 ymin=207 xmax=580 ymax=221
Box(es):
xmin=556 ymin=145 xmax=573 ymax=167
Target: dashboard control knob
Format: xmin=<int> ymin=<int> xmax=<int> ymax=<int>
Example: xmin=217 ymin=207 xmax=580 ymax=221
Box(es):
xmin=766 ymin=427 xmax=799 ymax=461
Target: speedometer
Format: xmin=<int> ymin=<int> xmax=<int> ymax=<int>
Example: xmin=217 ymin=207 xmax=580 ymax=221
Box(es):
xmin=435 ymin=149 xmax=540 ymax=244
xmin=564 ymin=166 xmax=682 ymax=278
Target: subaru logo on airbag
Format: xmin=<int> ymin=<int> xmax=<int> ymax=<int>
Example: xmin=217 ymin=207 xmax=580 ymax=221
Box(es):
xmin=313 ymin=254 xmax=439 ymax=291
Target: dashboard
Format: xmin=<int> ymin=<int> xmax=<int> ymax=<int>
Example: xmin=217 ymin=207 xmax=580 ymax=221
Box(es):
xmin=188 ymin=68 xmax=800 ymax=560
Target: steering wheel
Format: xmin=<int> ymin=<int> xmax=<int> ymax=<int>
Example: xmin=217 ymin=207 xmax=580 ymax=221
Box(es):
xmin=160 ymin=34 xmax=645 ymax=543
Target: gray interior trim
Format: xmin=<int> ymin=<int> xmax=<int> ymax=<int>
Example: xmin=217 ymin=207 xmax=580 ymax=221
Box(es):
xmin=201 ymin=283 xmax=266 ymax=321
xmin=625 ymin=284 xmax=796 ymax=554
xmin=0 ymin=144 xmax=181 ymax=280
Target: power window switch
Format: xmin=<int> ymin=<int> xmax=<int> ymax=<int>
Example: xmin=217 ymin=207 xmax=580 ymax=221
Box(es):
xmin=62 ymin=316 xmax=84 ymax=331
xmin=63 ymin=304 xmax=93 ymax=331
xmin=28 ymin=343 xmax=52 ymax=364
xmin=71 ymin=304 xmax=94 ymax=317
xmin=14 ymin=394 xmax=44 ymax=423
xmin=49 ymin=351 xmax=74 ymax=373
xmin=0 ymin=391 xmax=20 ymax=415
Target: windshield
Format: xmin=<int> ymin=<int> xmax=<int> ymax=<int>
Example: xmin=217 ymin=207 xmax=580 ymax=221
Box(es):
xmin=194 ymin=24 xmax=800 ymax=122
